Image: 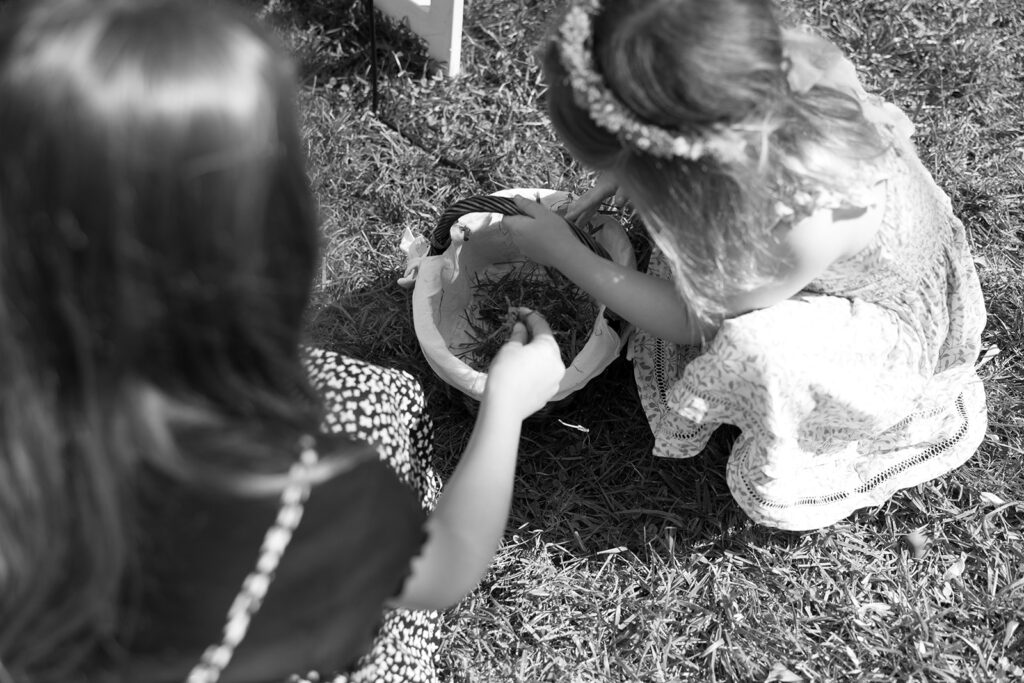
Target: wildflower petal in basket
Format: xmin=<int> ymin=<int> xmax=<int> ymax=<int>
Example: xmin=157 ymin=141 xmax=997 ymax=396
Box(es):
xmin=399 ymin=188 xmax=636 ymax=405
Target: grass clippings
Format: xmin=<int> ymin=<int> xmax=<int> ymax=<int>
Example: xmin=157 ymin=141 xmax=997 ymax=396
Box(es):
xmin=259 ymin=0 xmax=1024 ymax=680
xmin=453 ymin=262 xmax=599 ymax=372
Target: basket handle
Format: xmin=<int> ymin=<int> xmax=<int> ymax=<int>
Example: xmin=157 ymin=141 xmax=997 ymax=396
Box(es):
xmin=428 ymin=195 xmax=611 ymax=260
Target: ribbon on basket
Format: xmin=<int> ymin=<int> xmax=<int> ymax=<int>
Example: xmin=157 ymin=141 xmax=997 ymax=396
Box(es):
xmin=428 ymin=195 xmax=611 ymax=260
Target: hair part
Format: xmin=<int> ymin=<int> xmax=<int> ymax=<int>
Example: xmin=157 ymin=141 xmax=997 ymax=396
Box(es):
xmin=544 ymin=0 xmax=888 ymax=320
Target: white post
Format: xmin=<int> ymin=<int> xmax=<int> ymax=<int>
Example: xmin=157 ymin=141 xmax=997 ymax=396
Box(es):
xmin=373 ymin=0 xmax=464 ymax=77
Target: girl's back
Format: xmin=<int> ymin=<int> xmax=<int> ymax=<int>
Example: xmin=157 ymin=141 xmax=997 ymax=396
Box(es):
xmin=807 ymin=98 xmax=986 ymax=373
xmin=515 ymin=0 xmax=989 ymax=531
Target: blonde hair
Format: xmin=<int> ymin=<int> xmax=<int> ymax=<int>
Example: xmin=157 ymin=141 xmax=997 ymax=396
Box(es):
xmin=543 ymin=0 xmax=888 ymax=320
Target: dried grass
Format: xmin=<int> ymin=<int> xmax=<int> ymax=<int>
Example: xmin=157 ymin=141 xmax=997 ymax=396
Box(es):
xmin=453 ymin=263 xmax=599 ymax=372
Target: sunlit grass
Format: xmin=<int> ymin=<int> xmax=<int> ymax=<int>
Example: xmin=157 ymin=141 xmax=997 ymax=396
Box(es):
xmin=256 ymin=0 xmax=1024 ymax=679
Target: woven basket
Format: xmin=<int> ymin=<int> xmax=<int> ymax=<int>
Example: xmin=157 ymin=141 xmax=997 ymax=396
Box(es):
xmin=402 ymin=188 xmax=636 ymax=411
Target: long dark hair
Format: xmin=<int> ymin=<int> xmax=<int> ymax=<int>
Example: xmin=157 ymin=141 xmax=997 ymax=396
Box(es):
xmin=0 ymin=0 xmax=325 ymax=678
xmin=543 ymin=0 xmax=888 ymax=320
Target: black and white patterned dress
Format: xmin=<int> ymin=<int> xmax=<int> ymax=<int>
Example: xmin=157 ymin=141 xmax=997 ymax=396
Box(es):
xmin=296 ymin=348 xmax=444 ymax=683
xmin=121 ymin=349 xmax=443 ymax=683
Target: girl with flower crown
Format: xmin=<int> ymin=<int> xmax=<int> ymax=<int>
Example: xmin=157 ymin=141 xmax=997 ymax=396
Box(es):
xmin=0 ymin=0 xmax=566 ymax=681
xmin=502 ymin=0 xmax=988 ymax=531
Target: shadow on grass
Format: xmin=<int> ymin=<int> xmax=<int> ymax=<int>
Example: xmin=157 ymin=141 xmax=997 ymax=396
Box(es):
xmin=305 ymin=276 xmax=783 ymax=563
xmin=503 ymin=358 xmax=797 ymax=565
xmin=448 ymin=345 xmax=798 ymax=564
xmin=304 ymin=273 xmax=425 ymax=376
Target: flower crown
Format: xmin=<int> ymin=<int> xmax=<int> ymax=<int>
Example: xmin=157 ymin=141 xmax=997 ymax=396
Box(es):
xmin=556 ymin=0 xmax=749 ymax=162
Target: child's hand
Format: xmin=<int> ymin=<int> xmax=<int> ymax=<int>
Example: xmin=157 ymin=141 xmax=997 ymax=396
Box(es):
xmin=564 ymin=171 xmax=623 ymax=225
xmin=501 ymin=196 xmax=586 ymax=268
xmin=484 ymin=307 xmax=565 ymax=419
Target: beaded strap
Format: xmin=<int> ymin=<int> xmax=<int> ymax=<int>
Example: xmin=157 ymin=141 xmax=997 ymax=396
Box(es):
xmin=186 ymin=436 xmax=320 ymax=683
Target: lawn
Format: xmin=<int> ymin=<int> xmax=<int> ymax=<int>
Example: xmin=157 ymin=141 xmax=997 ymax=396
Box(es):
xmin=257 ymin=0 xmax=1024 ymax=680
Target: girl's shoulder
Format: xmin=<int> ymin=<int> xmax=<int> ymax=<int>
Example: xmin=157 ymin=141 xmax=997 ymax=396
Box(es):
xmin=728 ymin=177 xmax=888 ymax=315
xmin=793 ymin=180 xmax=888 ymax=264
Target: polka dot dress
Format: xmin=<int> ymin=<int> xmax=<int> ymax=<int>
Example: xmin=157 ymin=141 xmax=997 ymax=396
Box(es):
xmin=291 ymin=347 xmax=444 ymax=683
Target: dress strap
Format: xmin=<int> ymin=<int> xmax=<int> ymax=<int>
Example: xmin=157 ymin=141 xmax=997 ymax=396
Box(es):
xmin=186 ymin=436 xmax=320 ymax=683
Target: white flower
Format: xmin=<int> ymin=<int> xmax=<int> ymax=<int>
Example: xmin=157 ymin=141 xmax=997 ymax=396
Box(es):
xmin=556 ymin=0 xmax=749 ymax=163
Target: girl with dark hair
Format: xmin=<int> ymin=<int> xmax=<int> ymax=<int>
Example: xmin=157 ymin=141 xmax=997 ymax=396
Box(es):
xmin=0 ymin=0 xmax=564 ymax=681
xmin=502 ymin=0 xmax=987 ymax=531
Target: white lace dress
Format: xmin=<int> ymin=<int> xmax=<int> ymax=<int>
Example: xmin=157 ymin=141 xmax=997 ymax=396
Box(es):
xmin=630 ymin=106 xmax=988 ymax=531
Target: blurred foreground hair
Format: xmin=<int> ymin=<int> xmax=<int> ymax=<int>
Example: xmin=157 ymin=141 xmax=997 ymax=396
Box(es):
xmin=0 ymin=0 xmax=324 ymax=678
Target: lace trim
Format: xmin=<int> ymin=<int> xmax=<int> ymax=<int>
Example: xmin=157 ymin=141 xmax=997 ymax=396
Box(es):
xmin=645 ymin=329 xmax=715 ymax=443
xmin=734 ymin=392 xmax=969 ymax=510
xmin=650 ymin=339 xmax=673 ymax=406
xmin=659 ymin=423 xmax=715 ymax=446
xmin=186 ymin=436 xmax=320 ymax=683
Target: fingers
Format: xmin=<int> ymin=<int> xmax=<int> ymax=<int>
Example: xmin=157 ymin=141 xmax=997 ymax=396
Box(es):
xmin=499 ymin=212 xmax=530 ymax=233
xmin=563 ymin=204 xmax=593 ymax=224
xmin=564 ymin=185 xmax=606 ymax=223
xmin=509 ymin=194 xmax=551 ymax=219
xmin=507 ymin=320 xmax=528 ymax=345
xmin=517 ymin=308 xmax=562 ymax=361
xmin=486 ymin=307 xmax=566 ymax=413
xmin=565 ymin=172 xmax=622 ymax=223
xmin=500 ymin=309 xmax=550 ymax=347
xmin=593 ymin=170 xmax=621 ymax=196
xmin=500 ymin=196 xmax=544 ymax=233
xmin=514 ymin=307 xmax=553 ymax=340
